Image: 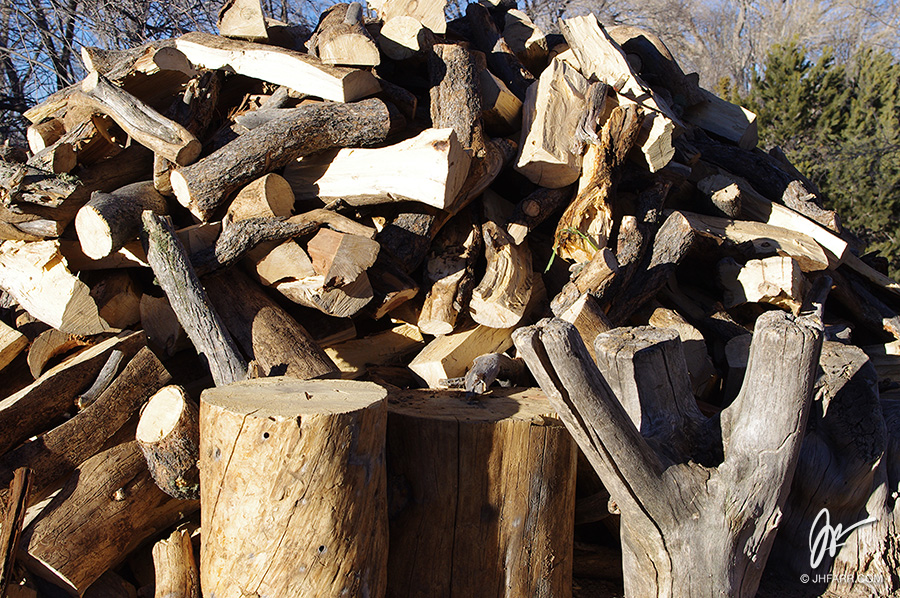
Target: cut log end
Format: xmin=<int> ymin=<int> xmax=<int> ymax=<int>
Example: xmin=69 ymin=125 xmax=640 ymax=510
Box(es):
xmin=74 ymin=206 xmax=114 ymax=260
xmin=136 ymin=386 xmax=188 ymax=444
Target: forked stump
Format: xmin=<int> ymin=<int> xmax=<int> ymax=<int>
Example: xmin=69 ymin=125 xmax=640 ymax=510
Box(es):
xmin=386 ymin=387 xmax=576 ymax=598
xmin=200 ymin=378 xmax=388 ymax=598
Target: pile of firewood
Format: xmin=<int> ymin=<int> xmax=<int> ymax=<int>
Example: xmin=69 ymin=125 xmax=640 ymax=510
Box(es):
xmin=1 ymin=0 xmax=900 ymax=597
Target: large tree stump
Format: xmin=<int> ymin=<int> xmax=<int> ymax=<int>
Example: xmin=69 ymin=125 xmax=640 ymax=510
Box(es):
xmin=513 ymin=310 xmax=824 ymax=598
xmin=200 ymin=377 xmax=387 ymax=598
xmin=386 ymin=387 xmax=576 ymax=598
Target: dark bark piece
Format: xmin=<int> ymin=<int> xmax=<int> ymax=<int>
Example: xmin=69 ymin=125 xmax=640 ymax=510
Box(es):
xmin=75 ymin=348 xmax=124 ymax=409
xmin=19 ymin=441 xmax=197 ymax=596
xmin=79 ymin=72 xmax=201 ymax=166
xmin=0 ymin=347 xmax=170 ymax=507
xmin=170 ymin=98 xmax=403 ymax=221
xmin=428 ymin=43 xmax=486 ymax=156
xmin=307 ymin=2 xmax=380 ymax=66
xmin=782 ymin=179 xmax=840 ymax=232
xmin=366 ymin=254 xmax=420 ymax=319
xmin=136 ymin=385 xmax=200 ymax=500
xmin=376 ymin=210 xmax=437 ymax=274
xmin=0 ymin=468 xmax=30 ymax=597
xmin=464 ymin=3 xmax=535 ymax=100
xmin=506 ymin=186 xmax=573 ymax=245
xmin=141 ymin=212 xmax=247 ymax=386
xmin=190 ymin=209 xmax=374 ymax=276
xmin=0 ymin=331 xmax=145 ymax=457
xmin=513 ymin=310 xmax=823 ymax=598
xmin=204 ymin=269 xmax=338 ymax=380
xmin=0 ymin=162 xmax=79 ymax=209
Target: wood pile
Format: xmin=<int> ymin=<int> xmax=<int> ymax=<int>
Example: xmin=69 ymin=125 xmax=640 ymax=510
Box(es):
xmin=1 ymin=1 xmax=899 ymax=597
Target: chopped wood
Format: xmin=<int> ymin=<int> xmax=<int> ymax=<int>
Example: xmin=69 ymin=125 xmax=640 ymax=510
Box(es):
xmin=781 ymin=179 xmax=840 ymax=232
xmin=26 ymin=142 xmax=76 ymax=175
xmin=142 ymin=213 xmax=247 ymax=386
xmin=171 ymin=98 xmax=401 ymax=221
xmin=217 ymin=0 xmax=268 ymax=40
xmin=506 ymin=185 xmax=572 ymax=245
xmin=323 ymin=323 xmax=425 ymax=378
xmin=386 ymin=387 xmax=575 ymax=597
xmin=684 ymin=88 xmax=758 ymax=149
xmin=558 ymin=292 xmax=612 ymax=362
xmin=718 ymin=255 xmax=807 ymax=314
xmin=26 ymin=119 xmax=65 ymax=153
xmin=140 ymin=293 xmax=189 ymax=357
xmin=371 ymin=0 xmax=447 ymax=35
xmin=200 ymin=378 xmax=387 ymax=598
xmin=479 ymin=68 xmax=522 ymax=134
xmin=418 ymin=208 xmax=481 ymax=335
xmin=79 ymin=72 xmax=201 ymax=166
xmin=551 ymin=246 xmax=619 ymax=316
xmin=515 ymin=55 xmax=589 ymax=188
xmin=136 ymin=385 xmax=200 ymax=500
xmin=0 ymin=240 xmax=109 ymax=335
xmin=175 ymin=32 xmax=380 ymax=102
xmin=204 ymin=269 xmax=339 ymax=379
xmin=26 ymin=329 xmax=91 ymax=379
xmin=503 ymin=9 xmax=549 ymax=75
xmin=366 ymin=255 xmax=420 ymax=319
xmin=0 ymin=347 xmax=170 ymax=507
xmin=0 ymin=320 xmax=27 ymax=373
xmin=464 ymin=3 xmax=534 ymax=101
xmin=75 ymin=182 xmax=168 ymax=260
xmin=19 ymin=440 xmax=196 ymax=595
xmin=428 ymin=43 xmax=486 ymax=157
xmin=378 ymin=16 xmax=429 ymax=61
xmin=151 ymin=528 xmax=199 ymax=598
xmin=0 ymin=162 xmax=79 ymax=209
xmin=830 ymin=268 xmax=900 ymax=341
xmin=409 ymin=324 xmax=517 ymax=388
xmin=0 ymin=468 xmax=30 ymax=598
xmin=375 ymin=209 xmax=437 ymax=274
xmin=75 ymin=348 xmax=125 ymax=409
xmin=307 ymin=3 xmax=380 ymax=67
xmin=225 ymin=173 xmax=294 ymax=222
xmin=469 ymin=221 xmax=532 ymax=328
xmin=284 ymin=128 xmax=470 ymax=210
xmin=647 ymin=305 xmax=718 ymax=398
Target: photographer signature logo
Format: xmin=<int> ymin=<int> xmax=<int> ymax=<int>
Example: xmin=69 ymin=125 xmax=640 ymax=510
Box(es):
xmin=808 ymin=508 xmax=877 ymax=568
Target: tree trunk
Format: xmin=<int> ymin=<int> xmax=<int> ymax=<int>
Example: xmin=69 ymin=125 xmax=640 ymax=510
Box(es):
xmin=386 ymin=387 xmax=576 ymax=598
xmin=199 ymin=377 xmax=387 ymax=598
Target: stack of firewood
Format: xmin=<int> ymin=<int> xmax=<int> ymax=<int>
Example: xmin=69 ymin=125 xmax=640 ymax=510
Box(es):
xmin=1 ymin=0 xmax=899 ymax=597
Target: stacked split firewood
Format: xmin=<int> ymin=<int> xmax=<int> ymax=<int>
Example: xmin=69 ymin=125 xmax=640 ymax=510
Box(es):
xmin=1 ymin=1 xmax=900 ymax=597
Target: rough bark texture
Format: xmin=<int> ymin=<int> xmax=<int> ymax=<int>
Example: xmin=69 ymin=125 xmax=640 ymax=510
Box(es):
xmin=20 ymin=441 xmax=197 ymax=595
xmin=141 ymin=212 xmax=247 ymax=386
xmin=170 ymin=98 xmax=401 ymax=221
xmin=513 ymin=311 xmax=823 ymax=598
xmin=428 ymin=43 xmax=485 ymax=156
xmin=0 ymin=468 xmax=30 ymax=597
xmin=200 ymin=378 xmax=387 ymax=598
xmin=307 ymin=2 xmax=380 ymax=66
xmin=76 ymin=182 xmax=168 ymax=259
xmin=386 ymin=387 xmax=576 ymax=598
xmin=204 ymin=269 xmax=339 ymax=380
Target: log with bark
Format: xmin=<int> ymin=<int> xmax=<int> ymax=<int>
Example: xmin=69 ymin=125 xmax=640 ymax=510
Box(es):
xmin=307 ymin=2 xmax=380 ymax=67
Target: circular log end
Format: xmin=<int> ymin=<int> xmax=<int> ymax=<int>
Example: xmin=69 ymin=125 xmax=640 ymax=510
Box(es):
xmin=74 ymin=204 xmax=114 ymax=259
xmin=168 ymin=170 xmax=194 ymax=210
xmin=137 ymin=385 xmax=189 ymax=444
xmin=173 ymin=139 xmax=202 ymax=167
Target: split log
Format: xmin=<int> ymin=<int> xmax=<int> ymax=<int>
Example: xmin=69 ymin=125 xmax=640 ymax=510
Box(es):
xmin=19 ymin=441 xmax=196 ymax=595
xmin=323 ymin=323 xmax=425 ymax=379
xmin=469 ymin=221 xmax=532 ymax=328
xmin=26 ymin=142 xmax=76 ymax=174
xmin=428 ymin=43 xmax=485 ymax=156
xmin=718 ymin=255 xmax=807 ymax=313
xmin=441 ymin=137 xmax=517 ymax=218
xmin=26 ymin=329 xmax=92 ymax=379
xmin=647 ymin=305 xmax=718 ymax=399
xmin=782 ymin=179 xmax=840 ymax=233
xmin=418 ymin=208 xmax=482 ymax=335
xmin=90 ymin=270 xmax=142 ymax=329
xmin=551 ymin=246 xmax=619 ymax=316
xmin=409 ymin=325 xmax=516 ymax=388
xmin=378 ymin=16 xmax=429 ymax=61
xmin=190 ymin=209 xmax=373 ymax=276
xmin=366 ymin=255 xmax=420 ymax=319
xmin=307 ymin=226 xmax=379 ymax=295
xmin=0 ymin=240 xmax=109 ymax=335
xmin=0 ymin=468 xmax=30 ymax=598
xmin=513 ymin=311 xmax=823 ymax=598
xmin=831 ymin=268 xmax=900 ymax=341
xmin=386 ymin=387 xmax=575 ymax=598
xmin=684 ymin=88 xmax=758 ymax=149
xmin=217 ymin=0 xmax=268 ymax=40
xmin=0 ymin=331 xmax=144 ymax=456
xmin=171 ymin=98 xmax=402 ymax=221
xmin=515 ymin=55 xmax=589 ymax=188
xmin=79 ymin=72 xmax=201 ymax=166
xmin=479 ymin=69 xmax=522 ymax=134
xmin=175 ymin=32 xmax=380 ymax=102
xmin=554 ymin=104 xmax=644 ymax=263
xmin=376 ymin=209 xmax=437 ymax=274
xmin=151 ymin=528 xmax=199 ymax=598
xmin=200 ymin=378 xmax=387 ymax=598
xmin=75 ymin=182 xmax=168 ymax=260
xmin=464 ymin=3 xmax=534 ymax=100
xmin=307 ymin=3 xmax=380 ymax=67
xmin=680 ymin=210 xmax=829 ymax=272
xmin=506 ymin=186 xmax=573 ymax=245
xmin=225 ymin=173 xmax=294 ymax=222
xmin=370 ymin=0 xmax=446 ymax=35
xmin=136 ymin=385 xmax=200 ymax=500
xmin=0 ymin=162 xmax=79 ymax=209
xmin=142 ymin=213 xmax=247 ymax=386
xmin=0 ymin=320 xmax=27 ymax=373
xmin=204 ymin=269 xmax=339 ymax=379
xmin=558 ymin=293 xmax=612 ymax=363
xmin=0 ymin=347 xmax=170 ymax=507
xmin=26 ymin=119 xmax=65 ymax=153
xmin=503 ymin=9 xmax=549 ymax=75
xmin=285 ymin=128 xmax=470 ymax=210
